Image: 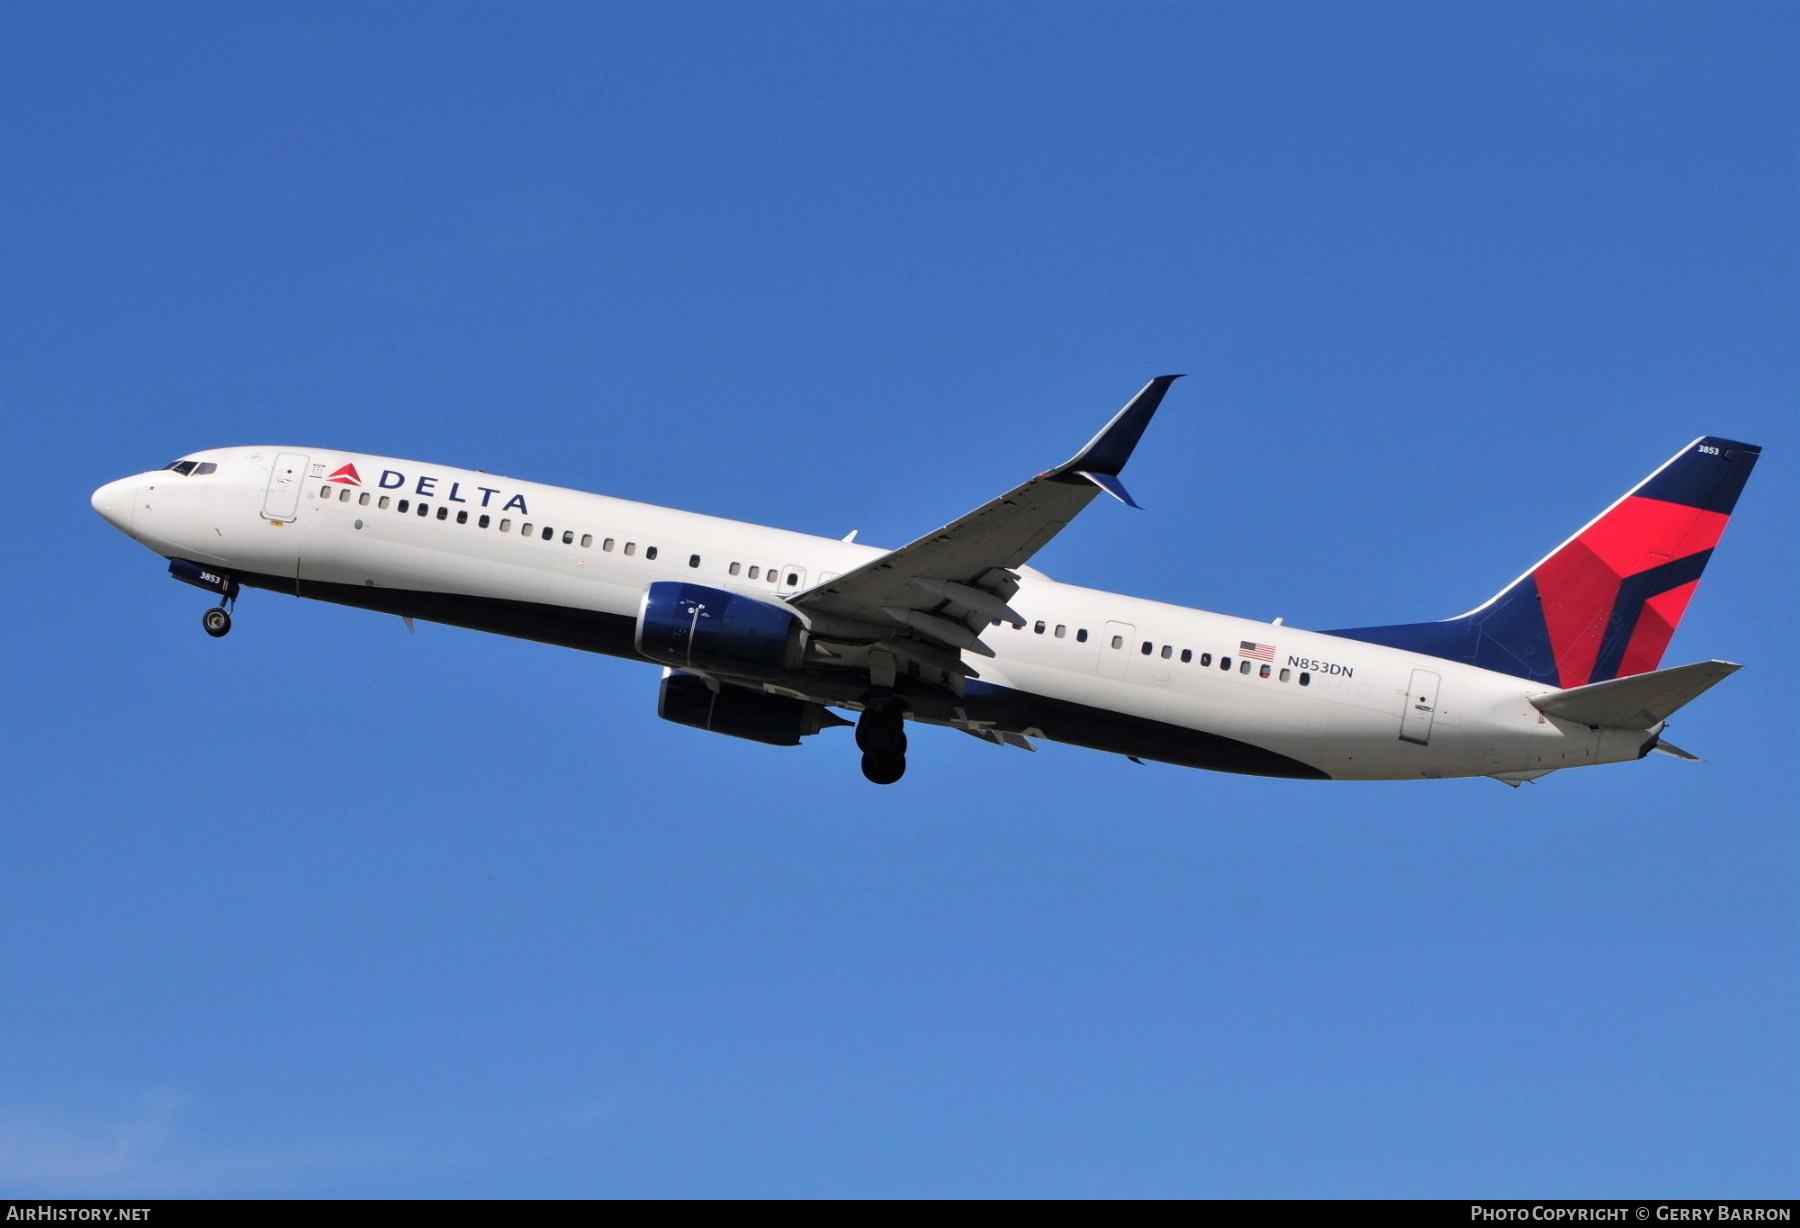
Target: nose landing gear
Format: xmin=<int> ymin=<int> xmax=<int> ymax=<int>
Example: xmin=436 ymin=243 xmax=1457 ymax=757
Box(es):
xmin=169 ymin=559 xmax=240 ymax=639
xmin=856 ymin=697 xmax=908 ymax=785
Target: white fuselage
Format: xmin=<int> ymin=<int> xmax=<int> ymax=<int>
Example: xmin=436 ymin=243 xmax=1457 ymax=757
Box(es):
xmin=91 ymin=447 xmax=1657 ymax=782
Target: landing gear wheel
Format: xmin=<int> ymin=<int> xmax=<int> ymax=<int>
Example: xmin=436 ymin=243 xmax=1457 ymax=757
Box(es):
xmin=855 ymin=704 xmax=907 ymax=756
xmin=860 ymin=751 xmax=906 ymax=785
xmin=856 ymin=699 xmax=908 ymax=783
xmin=202 ymin=607 xmax=232 ymax=638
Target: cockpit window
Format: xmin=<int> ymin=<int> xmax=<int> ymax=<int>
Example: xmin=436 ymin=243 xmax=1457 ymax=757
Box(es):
xmin=169 ymin=461 xmax=197 ymax=475
xmin=194 ymin=462 xmax=216 ymax=475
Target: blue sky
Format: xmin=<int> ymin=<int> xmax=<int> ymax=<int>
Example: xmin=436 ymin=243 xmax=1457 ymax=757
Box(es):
xmin=1 ymin=1 xmax=1794 ymax=1198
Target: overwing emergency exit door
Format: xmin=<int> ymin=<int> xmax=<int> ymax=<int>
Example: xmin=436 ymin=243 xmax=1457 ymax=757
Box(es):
xmin=1399 ymin=668 xmax=1441 ymax=745
xmin=1099 ymin=621 xmax=1135 ymax=681
xmin=262 ymin=452 xmax=309 ymax=522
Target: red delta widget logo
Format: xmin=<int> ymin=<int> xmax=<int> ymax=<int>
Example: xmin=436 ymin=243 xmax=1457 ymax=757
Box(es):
xmin=325 ymin=464 xmax=362 ymax=486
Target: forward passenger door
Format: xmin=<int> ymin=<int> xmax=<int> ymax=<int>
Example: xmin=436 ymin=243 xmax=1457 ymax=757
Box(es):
xmin=262 ymin=453 xmax=309 ymax=522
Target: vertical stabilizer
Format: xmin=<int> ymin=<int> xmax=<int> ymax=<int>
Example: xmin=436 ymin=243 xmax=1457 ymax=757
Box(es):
xmin=1329 ymin=437 xmax=1760 ymax=686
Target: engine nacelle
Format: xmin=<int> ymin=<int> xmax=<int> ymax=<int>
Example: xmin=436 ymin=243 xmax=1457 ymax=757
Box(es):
xmin=636 ymin=581 xmax=802 ymax=675
xmin=657 ymin=671 xmax=835 ymax=746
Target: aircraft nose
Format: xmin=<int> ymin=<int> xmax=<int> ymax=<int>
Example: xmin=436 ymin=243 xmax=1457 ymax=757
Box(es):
xmin=91 ymin=477 xmax=137 ymax=534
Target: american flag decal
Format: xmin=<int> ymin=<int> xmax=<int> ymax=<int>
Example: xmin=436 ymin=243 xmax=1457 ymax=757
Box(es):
xmin=1240 ymin=640 xmax=1275 ymax=662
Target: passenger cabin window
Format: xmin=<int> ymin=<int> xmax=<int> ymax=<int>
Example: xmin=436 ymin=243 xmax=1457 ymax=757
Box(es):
xmin=1180 ymin=649 xmax=1192 ymax=663
xmin=1110 ymin=635 xmax=1123 ymax=649
xmin=398 ymin=499 xmax=410 ymax=513
xmin=1034 ymin=621 xmax=1045 ymax=635
xmin=1140 ymin=641 xmax=1153 ymax=655
xmin=457 ymin=510 xmax=468 ymax=524
xmin=1260 ymin=664 xmax=1272 ymax=678
xmin=480 ymin=515 xmax=490 ymax=528
xmin=437 ymin=506 xmax=449 ymax=520
xmin=1054 ymin=625 xmax=1066 ymax=638
xmin=562 ymin=530 xmax=574 ymax=544
xmin=1299 ymin=672 xmax=1311 ymax=686
xmin=1240 ymin=660 xmax=1252 ymax=674
xmin=499 ymin=518 xmax=512 ymax=532
xmin=747 ymin=565 xmax=759 ymax=579
xmin=624 ymin=542 xmax=636 ymax=556
xmin=646 ymin=547 xmax=659 ymax=560
xmin=603 ymin=538 xmax=614 ymax=551
xmin=1160 ymin=645 xmax=1172 ymax=659
xmin=339 ymin=488 xmax=351 ymax=502
xmin=1220 ymin=657 xmax=1231 ymax=670
xmin=689 ymin=554 xmax=701 ymax=568
xmin=379 ymin=496 xmax=391 ymax=510
xmin=522 ymin=522 xmax=534 ymax=536
xmin=1200 ymin=653 xmax=1212 ymax=667
xmin=580 ymin=534 xmax=592 ymax=547
xmin=359 ymin=492 xmax=370 ymax=506
xmin=729 ymin=562 xmax=741 ymax=576
xmin=417 ymin=503 xmax=429 ymax=517
xmin=319 ymin=484 xmax=332 ymax=498
xmin=1279 ymin=668 xmax=1291 ymax=682
xmin=542 ymin=526 xmax=554 ymax=541
xmin=1076 ymin=629 xmax=1088 ymax=643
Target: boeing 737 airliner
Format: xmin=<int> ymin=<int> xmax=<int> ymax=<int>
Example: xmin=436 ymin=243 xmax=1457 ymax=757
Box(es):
xmin=90 ymin=378 xmax=1760 ymax=785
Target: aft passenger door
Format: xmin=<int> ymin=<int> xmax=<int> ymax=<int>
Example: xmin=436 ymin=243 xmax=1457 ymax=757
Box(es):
xmin=1399 ymin=668 xmax=1441 ymax=745
xmin=262 ymin=452 xmax=309 ymax=522
xmin=1099 ymin=621 xmax=1135 ymax=682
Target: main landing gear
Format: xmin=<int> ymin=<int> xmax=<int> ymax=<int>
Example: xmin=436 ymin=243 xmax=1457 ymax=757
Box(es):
xmin=202 ymin=606 xmax=233 ymax=637
xmin=856 ymin=697 xmax=907 ymax=785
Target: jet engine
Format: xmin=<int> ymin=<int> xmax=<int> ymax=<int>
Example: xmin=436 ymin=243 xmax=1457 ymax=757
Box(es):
xmin=656 ymin=671 xmax=843 ymax=746
xmin=636 ymin=581 xmax=803 ymax=674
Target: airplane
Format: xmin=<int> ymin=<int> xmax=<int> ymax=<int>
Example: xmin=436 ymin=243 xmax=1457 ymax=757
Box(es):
xmin=89 ymin=377 xmax=1760 ymax=786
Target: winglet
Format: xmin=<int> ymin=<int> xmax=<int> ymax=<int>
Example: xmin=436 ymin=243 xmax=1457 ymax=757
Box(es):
xmin=1076 ymin=471 xmax=1141 ymax=508
xmin=1059 ymin=375 xmax=1184 ymax=479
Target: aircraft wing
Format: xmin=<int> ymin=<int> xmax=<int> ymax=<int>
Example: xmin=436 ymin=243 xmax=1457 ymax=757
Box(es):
xmin=791 ymin=376 xmax=1181 ymax=682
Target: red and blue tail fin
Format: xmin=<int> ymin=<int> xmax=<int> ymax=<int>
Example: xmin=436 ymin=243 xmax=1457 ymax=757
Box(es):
xmin=1329 ymin=437 xmax=1761 ymax=687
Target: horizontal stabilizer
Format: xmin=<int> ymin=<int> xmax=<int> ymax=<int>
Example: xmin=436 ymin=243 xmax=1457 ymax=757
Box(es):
xmin=1530 ymin=659 xmax=1740 ymax=729
xmin=1651 ymin=738 xmax=1703 ymax=762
